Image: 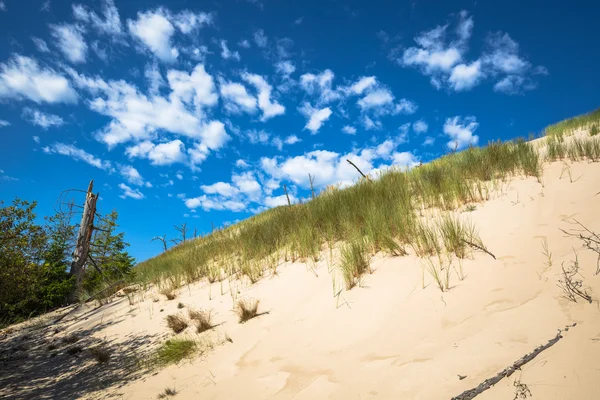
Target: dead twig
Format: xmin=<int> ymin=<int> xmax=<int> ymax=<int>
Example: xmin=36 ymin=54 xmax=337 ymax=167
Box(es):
xmin=451 ymin=324 xmax=576 ymax=400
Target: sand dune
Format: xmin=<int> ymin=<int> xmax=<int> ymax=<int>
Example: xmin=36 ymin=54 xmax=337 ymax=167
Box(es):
xmin=1 ymin=155 xmax=600 ymax=399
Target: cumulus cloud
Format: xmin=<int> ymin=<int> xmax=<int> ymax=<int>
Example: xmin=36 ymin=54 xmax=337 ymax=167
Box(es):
xmin=126 ymin=139 xmax=186 ymax=166
xmin=0 ymin=119 xmax=10 ymax=127
xmin=22 ymin=108 xmax=65 ymax=129
xmin=342 ymin=126 xmax=357 ymax=135
xmin=72 ymin=0 xmax=122 ymax=35
xmin=128 ymin=9 xmax=179 ymax=62
xmin=298 ymin=102 xmax=332 ymax=133
xmin=242 ymin=72 xmax=285 ymax=121
xmin=443 ymin=116 xmax=479 ymax=150
xmin=171 ymin=10 xmax=212 ymax=34
xmin=219 ymin=80 xmax=257 ymax=114
xmin=423 ymin=136 xmax=435 ymax=146
xmin=50 ymin=24 xmax=87 ymax=63
xmin=43 ymin=143 xmax=113 ymax=170
xmin=284 ymin=135 xmax=301 ymax=145
xmin=220 ymin=40 xmax=240 ymax=61
xmin=413 ymin=120 xmax=428 ymax=133
xmin=119 ymin=165 xmax=149 ymax=186
xmin=398 ymin=11 xmax=545 ymax=93
xmin=0 ymin=56 xmax=77 ymax=104
xmin=299 ymin=69 xmax=341 ymax=104
xmin=201 ymin=182 xmax=240 ymax=197
xmin=348 ymin=76 xmax=377 ymax=95
xmin=275 ymin=60 xmax=295 ymax=77
xmin=118 ymin=183 xmax=145 ymax=199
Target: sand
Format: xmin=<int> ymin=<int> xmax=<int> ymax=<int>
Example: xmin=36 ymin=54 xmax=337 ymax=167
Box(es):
xmin=1 ymin=156 xmax=600 ymax=400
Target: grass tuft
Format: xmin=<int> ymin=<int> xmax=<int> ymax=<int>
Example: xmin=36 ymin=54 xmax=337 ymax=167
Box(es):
xmin=338 ymin=238 xmax=371 ymax=289
xmin=155 ymin=339 xmax=197 ymax=366
xmin=234 ymin=299 xmax=260 ymax=323
xmin=166 ymin=314 xmax=188 ymax=334
xmin=89 ymin=345 xmax=111 ymax=363
xmin=157 ymin=387 xmax=178 ymax=399
xmin=188 ymin=309 xmax=214 ymax=333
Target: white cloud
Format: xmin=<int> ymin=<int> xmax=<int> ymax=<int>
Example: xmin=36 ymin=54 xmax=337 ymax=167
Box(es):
xmin=284 ymin=135 xmax=301 ymax=145
xmin=50 ymin=24 xmax=87 ymax=63
xmin=0 ymin=56 xmax=77 ymax=104
xmin=423 ymin=136 xmax=435 ymax=146
xmin=253 ymin=29 xmax=268 ymax=47
xmin=342 ymin=126 xmax=357 ymax=135
xmin=363 ymin=115 xmax=382 ymax=131
xmin=72 ymin=0 xmax=122 ymax=35
xmin=276 ymin=60 xmax=296 ymax=76
xmin=0 ymin=119 xmax=10 ymax=127
xmin=118 ymin=183 xmax=145 ymax=199
xmin=247 ymin=129 xmax=270 ymax=144
xmin=399 ymin=12 xmax=544 ymax=93
xmin=242 ymin=72 xmax=285 ymax=121
xmin=235 ymin=159 xmax=249 ymax=168
xmin=299 ymin=69 xmax=341 ymax=104
xmin=167 ymin=64 xmax=219 ymax=110
xmin=391 ymin=151 xmax=419 ymax=169
xmin=449 ymin=60 xmax=483 ymax=91
xmin=43 ymin=143 xmax=113 ymax=170
xmin=32 ymin=37 xmax=49 ymax=52
xmin=413 ymin=120 xmax=428 ymax=133
xmin=238 ymin=39 xmax=251 ymax=48
xmin=263 ymin=194 xmax=296 ymax=207
xmin=145 ymin=62 xmax=165 ymax=95
xmin=119 ymin=165 xmax=146 ymax=186
xmin=0 ymin=2 xmax=5 ymax=11
xmin=349 ymin=76 xmax=377 ymax=94
xmin=184 ymin=195 xmax=246 ymax=212
xmin=232 ymin=171 xmax=262 ymax=200
xmin=126 ymin=139 xmax=186 ymax=166
xmin=299 ymin=102 xmax=332 ymax=133
xmin=443 ymin=116 xmax=479 ymax=150
xmin=393 ymin=98 xmax=418 ymax=115
xmin=171 ymin=10 xmax=212 ymax=34
xmin=23 ymin=108 xmax=65 ymax=128
xmin=220 ymin=40 xmax=240 ymax=61
xmin=358 ymin=88 xmax=394 ymax=110
xmin=272 ymin=137 xmax=283 ymax=150
xmin=219 ymin=80 xmax=257 ymax=114
xmin=128 ymin=9 xmax=178 ymax=62
xmin=33 ymin=135 xmax=40 ymax=143
xmin=201 ymin=181 xmax=240 ymax=197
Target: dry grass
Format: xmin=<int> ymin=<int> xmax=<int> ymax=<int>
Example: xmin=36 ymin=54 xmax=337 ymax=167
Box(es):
xmin=234 ymin=299 xmax=260 ymax=323
xmin=165 ymin=314 xmax=188 ymax=334
xmin=157 ymin=387 xmax=177 ymax=399
xmin=188 ymin=309 xmax=214 ymax=333
xmin=160 ymin=287 xmax=177 ymax=300
xmin=89 ymin=345 xmax=111 ymax=363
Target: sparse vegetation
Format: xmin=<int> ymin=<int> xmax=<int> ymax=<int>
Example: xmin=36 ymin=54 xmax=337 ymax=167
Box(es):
xmin=177 ymin=302 xmax=185 ymax=309
xmin=557 ymin=253 xmax=592 ymax=304
xmin=157 ymin=387 xmax=178 ymax=399
xmin=166 ymin=314 xmax=188 ymax=333
xmin=89 ymin=345 xmax=111 ymax=363
xmin=338 ymin=238 xmax=371 ymax=289
xmin=234 ymin=299 xmax=260 ymax=323
xmin=154 ymin=339 xmax=197 ymax=366
xmin=544 ymin=107 xmax=600 ymax=138
xmin=590 ymin=124 xmax=599 ymax=136
xmin=161 ymin=287 xmax=177 ymax=300
xmin=188 ymin=308 xmax=214 ymax=333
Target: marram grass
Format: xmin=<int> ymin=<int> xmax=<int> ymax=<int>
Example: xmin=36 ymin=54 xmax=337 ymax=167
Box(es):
xmin=131 ymin=109 xmax=599 ymax=292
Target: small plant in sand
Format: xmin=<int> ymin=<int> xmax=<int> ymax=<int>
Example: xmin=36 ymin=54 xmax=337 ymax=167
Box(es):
xmin=541 ymin=238 xmax=552 ymax=272
xmin=155 ymin=339 xmax=197 ymax=366
xmin=557 ymin=253 xmax=592 ymax=304
xmin=166 ymin=314 xmax=188 ymax=333
xmin=513 ymin=379 xmax=532 ymax=399
xmin=177 ymin=302 xmax=185 ymax=309
xmin=160 ymin=287 xmax=177 ymax=300
xmin=590 ymin=124 xmax=598 ymax=137
xmin=188 ymin=309 xmax=214 ymax=333
xmin=89 ymin=345 xmax=111 ymax=363
xmin=338 ymin=238 xmax=371 ymax=290
xmin=234 ymin=299 xmax=260 ymax=323
xmin=464 ymin=204 xmax=477 ymax=212
xmin=424 ymin=257 xmax=451 ymax=292
xmin=157 ymin=386 xmax=178 ymax=398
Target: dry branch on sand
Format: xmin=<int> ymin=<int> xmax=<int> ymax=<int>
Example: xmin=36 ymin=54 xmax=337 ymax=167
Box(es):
xmin=451 ymin=324 xmax=576 ymax=400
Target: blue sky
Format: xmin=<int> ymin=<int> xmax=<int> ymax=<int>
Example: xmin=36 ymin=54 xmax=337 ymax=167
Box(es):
xmin=1 ymin=0 xmax=599 ymax=263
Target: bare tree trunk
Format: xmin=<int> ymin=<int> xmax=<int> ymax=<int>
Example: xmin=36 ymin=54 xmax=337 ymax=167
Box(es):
xmin=283 ymin=184 xmax=291 ymax=206
xmin=70 ymin=180 xmax=98 ymax=300
xmin=308 ymin=174 xmax=316 ymax=199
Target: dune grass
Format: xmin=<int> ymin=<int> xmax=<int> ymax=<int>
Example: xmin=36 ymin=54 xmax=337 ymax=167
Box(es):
xmin=166 ymin=314 xmax=188 ymax=334
xmin=234 ymin=299 xmax=260 ymax=323
xmin=544 ymin=107 xmax=600 ymax=139
xmin=339 ymin=238 xmax=371 ymax=289
xmin=154 ymin=339 xmax=197 ymax=366
xmin=130 ymin=109 xmax=600 ymax=294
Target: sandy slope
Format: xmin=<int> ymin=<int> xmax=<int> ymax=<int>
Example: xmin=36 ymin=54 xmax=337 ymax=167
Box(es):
xmin=2 ymin=158 xmax=600 ymax=400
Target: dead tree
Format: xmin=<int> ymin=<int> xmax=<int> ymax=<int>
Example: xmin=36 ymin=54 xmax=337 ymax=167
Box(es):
xmin=70 ymin=180 xmax=98 ymax=299
xmin=283 ymin=184 xmax=291 ymax=206
xmin=171 ymin=223 xmax=188 ymax=245
xmin=151 ymin=235 xmax=168 ymax=252
xmin=308 ymin=174 xmax=316 ymax=199
xmin=346 ymin=159 xmax=370 ymax=182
